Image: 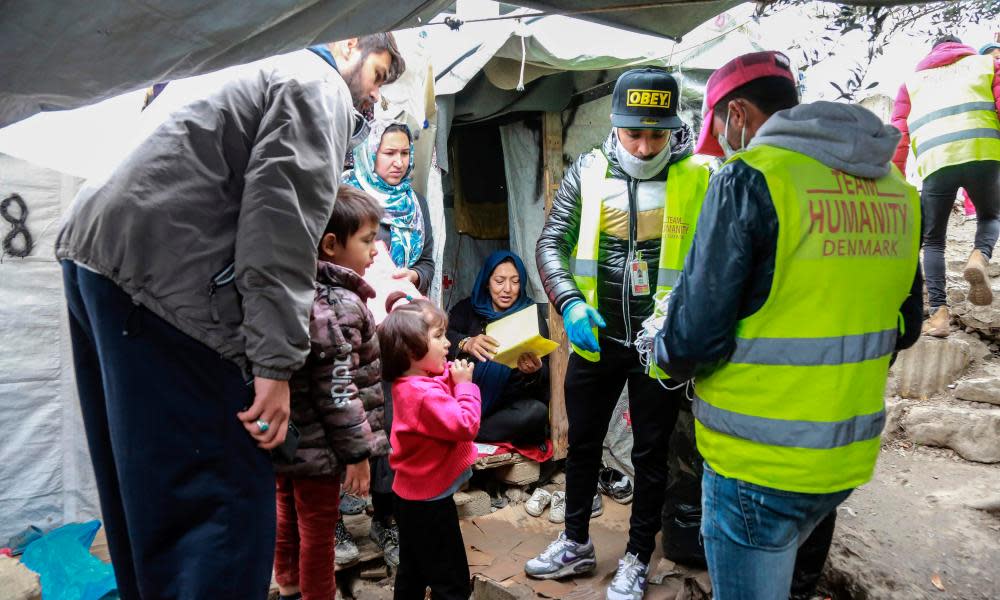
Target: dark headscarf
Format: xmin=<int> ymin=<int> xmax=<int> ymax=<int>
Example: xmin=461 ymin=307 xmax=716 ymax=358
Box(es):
xmin=470 ymin=251 xmax=535 ymax=414
xmin=471 ymin=251 xmax=533 ymax=321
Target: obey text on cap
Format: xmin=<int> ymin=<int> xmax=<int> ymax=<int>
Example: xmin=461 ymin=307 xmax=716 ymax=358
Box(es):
xmin=626 ymin=89 xmax=672 ymax=109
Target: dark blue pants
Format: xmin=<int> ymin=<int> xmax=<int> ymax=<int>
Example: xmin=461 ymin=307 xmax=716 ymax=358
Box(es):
xmin=62 ymin=261 xmax=275 ymax=599
xmin=921 ymin=159 xmax=1000 ymax=308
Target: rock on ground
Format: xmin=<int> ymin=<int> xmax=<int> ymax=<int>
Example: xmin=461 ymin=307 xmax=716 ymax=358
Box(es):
xmin=891 ymin=332 xmax=988 ymax=399
xmin=902 ymin=405 xmax=1000 ymax=463
xmin=822 ymin=447 xmax=1000 ymax=599
xmin=0 ymin=556 xmax=40 ymax=600
xmin=954 ymin=377 xmax=1000 ymax=406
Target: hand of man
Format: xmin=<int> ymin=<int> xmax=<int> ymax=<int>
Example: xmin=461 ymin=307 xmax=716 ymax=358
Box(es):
xmin=343 ymin=458 xmax=370 ymax=497
xmin=517 ymin=352 xmax=543 ymax=374
xmin=237 ymin=377 xmax=290 ymax=450
xmin=464 ymin=334 xmax=499 ymax=362
xmin=563 ymin=300 xmax=605 ymax=353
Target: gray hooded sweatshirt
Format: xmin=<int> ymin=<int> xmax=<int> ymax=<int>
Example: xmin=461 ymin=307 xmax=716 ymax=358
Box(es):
xmin=750 ymin=100 xmax=902 ymax=178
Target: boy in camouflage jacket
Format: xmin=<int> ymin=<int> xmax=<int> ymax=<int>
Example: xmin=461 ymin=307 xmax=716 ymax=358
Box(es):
xmin=273 ymin=187 xmax=386 ymax=600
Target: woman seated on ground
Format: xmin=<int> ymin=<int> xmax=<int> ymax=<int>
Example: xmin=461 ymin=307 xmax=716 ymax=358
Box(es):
xmin=448 ymin=250 xmax=549 ymax=447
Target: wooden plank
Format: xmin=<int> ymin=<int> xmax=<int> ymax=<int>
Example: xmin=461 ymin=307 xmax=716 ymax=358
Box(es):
xmin=542 ymin=111 xmax=569 ymax=460
xmin=473 ymin=452 xmax=525 ymax=470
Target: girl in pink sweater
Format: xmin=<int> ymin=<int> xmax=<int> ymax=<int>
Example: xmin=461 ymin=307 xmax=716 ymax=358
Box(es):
xmin=377 ymin=295 xmax=481 ymax=600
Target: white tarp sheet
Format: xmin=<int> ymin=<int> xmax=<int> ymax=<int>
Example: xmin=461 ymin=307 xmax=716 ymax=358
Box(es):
xmin=499 ymin=121 xmax=546 ymax=303
xmin=0 ymin=154 xmax=98 ymax=541
xmin=0 ymin=0 xmax=452 ymax=128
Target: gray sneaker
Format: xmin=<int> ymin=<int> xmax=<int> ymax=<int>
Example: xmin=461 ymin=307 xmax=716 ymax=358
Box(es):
xmin=369 ymin=518 xmax=400 ymax=568
xmin=524 ymin=532 xmax=597 ymax=579
xmin=606 ymin=552 xmax=649 ymax=600
xmin=592 ymin=491 xmax=603 ymax=518
xmin=334 ymin=519 xmax=360 ymax=566
xmin=339 ymin=492 xmax=367 ymax=516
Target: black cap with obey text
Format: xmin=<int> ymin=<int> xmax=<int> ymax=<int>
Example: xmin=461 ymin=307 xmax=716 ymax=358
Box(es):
xmin=611 ymin=68 xmax=683 ymax=130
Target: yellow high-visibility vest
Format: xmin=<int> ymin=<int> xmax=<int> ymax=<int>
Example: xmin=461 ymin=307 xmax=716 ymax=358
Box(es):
xmin=907 ymin=54 xmax=1000 ymax=178
xmin=694 ymin=145 xmax=920 ymax=494
xmin=570 ymin=149 xmax=709 ymax=378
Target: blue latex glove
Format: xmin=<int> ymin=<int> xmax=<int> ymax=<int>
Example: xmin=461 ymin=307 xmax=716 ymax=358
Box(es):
xmin=562 ymin=299 xmax=606 ymax=353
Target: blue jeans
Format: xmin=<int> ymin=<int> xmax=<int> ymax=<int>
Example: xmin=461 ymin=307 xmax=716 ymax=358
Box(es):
xmin=701 ymin=464 xmax=852 ymax=600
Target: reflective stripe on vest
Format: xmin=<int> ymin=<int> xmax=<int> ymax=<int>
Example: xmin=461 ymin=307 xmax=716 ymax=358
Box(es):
xmin=692 ymin=394 xmax=886 ymax=450
xmin=906 ymin=55 xmax=1000 ymax=178
xmin=729 ymin=329 xmax=897 ymax=366
xmin=693 ymin=145 xmax=921 ymax=494
xmin=569 ymin=149 xmax=709 ymax=366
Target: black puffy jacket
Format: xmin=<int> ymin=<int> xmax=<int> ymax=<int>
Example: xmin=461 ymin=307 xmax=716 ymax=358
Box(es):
xmin=535 ymin=126 xmax=695 ymax=346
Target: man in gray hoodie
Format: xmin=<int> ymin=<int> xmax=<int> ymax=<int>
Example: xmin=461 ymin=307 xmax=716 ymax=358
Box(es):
xmin=654 ymin=51 xmax=923 ymax=599
xmin=56 ymin=34 xmax=403 ymax=599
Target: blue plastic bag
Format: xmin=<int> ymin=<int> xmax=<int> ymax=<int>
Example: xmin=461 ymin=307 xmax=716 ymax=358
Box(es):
xmin=20 ymin=520 xmax=117 ymax=600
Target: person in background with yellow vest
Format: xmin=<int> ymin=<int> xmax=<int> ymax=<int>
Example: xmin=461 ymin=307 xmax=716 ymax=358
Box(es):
xmin=890 ymin=35 xmax=1000 ymax=337
xmin=654 ymin=51 xmax=924 ymax=600
xmin=530 ymin=68 xmax=710 ymax=600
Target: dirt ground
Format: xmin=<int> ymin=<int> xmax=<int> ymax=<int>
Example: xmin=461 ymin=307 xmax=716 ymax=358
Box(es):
xmin=343 ymin=498 xmax=710 ymax=600
xmin=822 ymin=446 xmax=1000 ymax=600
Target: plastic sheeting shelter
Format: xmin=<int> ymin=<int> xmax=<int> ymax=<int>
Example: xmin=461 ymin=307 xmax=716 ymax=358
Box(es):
xmin=1 ymin=0 xmax=917 ymax=130
xmin=0 ymin=154 xmax=96 ymax=541
xmin=430 ymin=7 xmax=764 ymax=308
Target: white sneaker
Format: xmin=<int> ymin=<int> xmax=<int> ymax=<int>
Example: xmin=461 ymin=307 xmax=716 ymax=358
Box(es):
xmin=525 ymin=488 xmax=552 ymax=517
xmin=606 ymin=552 xmax=649 ymax=600
xmin=524 ymin=532 xmax=597 ymax=579
xmin=548 ymin=491 xmax=567 ymax=523
xmin=592 ymin=491 xmax=603 ymax=518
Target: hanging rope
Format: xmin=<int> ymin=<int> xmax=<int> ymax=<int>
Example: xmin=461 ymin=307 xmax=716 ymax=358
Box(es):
xmin=516 ymin=34 xmax=528 ymax=91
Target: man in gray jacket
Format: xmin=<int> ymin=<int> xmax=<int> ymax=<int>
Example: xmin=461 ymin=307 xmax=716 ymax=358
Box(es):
xmin=56 ymin=34 xmax=403 ymax=599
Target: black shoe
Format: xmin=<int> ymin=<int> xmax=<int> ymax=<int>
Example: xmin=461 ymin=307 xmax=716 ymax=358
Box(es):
xmin=598 ymin=466 xmax=634 ymax=504
xmin=370 ymin=518 xmax=400 ymax=568
xmin=335 ymin=518 xmax=360 ymax=565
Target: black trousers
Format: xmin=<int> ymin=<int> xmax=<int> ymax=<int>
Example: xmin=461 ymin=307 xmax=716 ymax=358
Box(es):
xmin=393 ymin=495 xmax=470 ymax=600
xmin=61 ymin=262 xmax=275 ymax=599
xmin=476 ymin=397 xmax=549 ymax=446
xmin=564 ymin=342 xmax=683 ymax=564
xmin=921 ymin=159 xmax=1000 ymax=307
xmin=370 ymin=382 xmax=396 ymax=523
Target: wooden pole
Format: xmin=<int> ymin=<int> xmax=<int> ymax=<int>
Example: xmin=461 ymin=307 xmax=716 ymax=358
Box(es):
xmin=542 ymin=111 xmax=570 ymax=460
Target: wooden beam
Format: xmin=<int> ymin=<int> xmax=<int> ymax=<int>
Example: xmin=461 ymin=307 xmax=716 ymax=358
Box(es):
xmin=542 ymin=111 xmax=570 ymax=461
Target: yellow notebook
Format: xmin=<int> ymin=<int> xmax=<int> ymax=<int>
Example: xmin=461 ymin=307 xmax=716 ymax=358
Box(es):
xmin=484 ymin=305 xmax=560 ymax=369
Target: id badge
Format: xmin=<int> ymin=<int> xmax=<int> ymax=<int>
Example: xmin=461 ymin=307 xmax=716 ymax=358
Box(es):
xmin=630 ymin=258 xmax=651 ymax=296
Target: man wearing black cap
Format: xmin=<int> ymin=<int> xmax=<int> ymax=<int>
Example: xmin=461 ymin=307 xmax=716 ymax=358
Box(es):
xmin=530 ymin=68 xmax=710 ymax=599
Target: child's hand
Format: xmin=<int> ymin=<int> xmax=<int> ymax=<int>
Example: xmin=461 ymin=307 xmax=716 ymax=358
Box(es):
xmin=451 ymin=358 xmax=474 ymax=384
xmin=344 ymin=458 xmax=370 ymax=497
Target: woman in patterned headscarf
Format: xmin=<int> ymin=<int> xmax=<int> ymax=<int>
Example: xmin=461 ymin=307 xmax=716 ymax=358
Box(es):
xmin=343 ymin=120 xmax=434 ymax=294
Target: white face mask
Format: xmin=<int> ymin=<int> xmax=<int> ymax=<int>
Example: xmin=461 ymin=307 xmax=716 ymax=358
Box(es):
xmin=717 ymin=109 xmax=746 ymax=159
xmin=614 ymin=130 xmax=673 ymax=180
